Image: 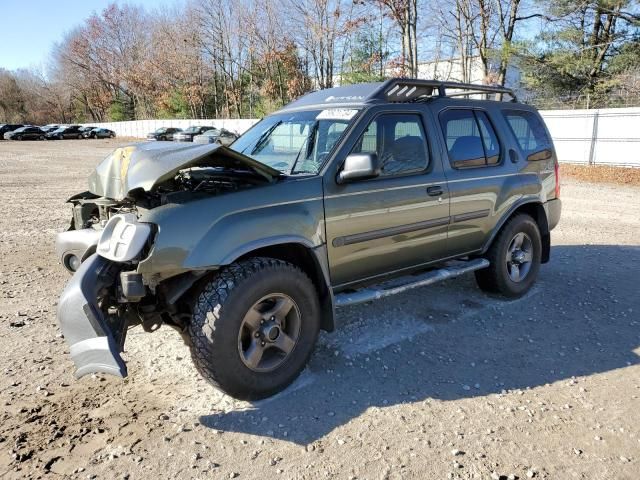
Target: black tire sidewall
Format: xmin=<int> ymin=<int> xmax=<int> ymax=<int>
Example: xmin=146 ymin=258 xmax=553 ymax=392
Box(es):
xmin=494 ymin=216 xmax=542 ymax=296
xmin=190 ymin=260 xmax=320 ymax=399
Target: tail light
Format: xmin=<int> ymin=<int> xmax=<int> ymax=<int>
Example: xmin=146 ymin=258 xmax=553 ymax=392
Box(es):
xmin=554 ymin=162 xmax=560 ymax=198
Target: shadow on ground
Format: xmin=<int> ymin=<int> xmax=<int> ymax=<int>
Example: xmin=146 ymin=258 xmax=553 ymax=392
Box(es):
xmin=199 ymin=245 xmax=640 ymax=445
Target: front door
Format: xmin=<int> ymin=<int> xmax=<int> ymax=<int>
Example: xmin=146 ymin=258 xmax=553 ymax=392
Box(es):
xmin=323 ymin=107 xmax=451 ymax=288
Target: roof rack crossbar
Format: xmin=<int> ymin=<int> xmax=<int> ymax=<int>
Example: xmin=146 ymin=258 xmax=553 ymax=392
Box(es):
xmin=370 ymin=78 xmax=517 ymax=103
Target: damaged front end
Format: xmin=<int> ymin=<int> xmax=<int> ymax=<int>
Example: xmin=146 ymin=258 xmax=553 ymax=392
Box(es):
xmin=56 ymin=142 xmax=279 ymax=379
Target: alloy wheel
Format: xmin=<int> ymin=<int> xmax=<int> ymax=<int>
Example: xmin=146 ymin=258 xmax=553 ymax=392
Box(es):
xmin=237 ymin=293 xmax=301 ymax=372
xmin=505 ymin=232 xmax=533 ymax=282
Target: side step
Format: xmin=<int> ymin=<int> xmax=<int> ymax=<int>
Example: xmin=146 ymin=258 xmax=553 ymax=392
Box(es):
xmin=334 ymin=258 xmax=489 ymax=308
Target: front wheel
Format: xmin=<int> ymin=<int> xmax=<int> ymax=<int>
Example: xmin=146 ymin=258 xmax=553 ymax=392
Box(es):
xmin=475 ymin=214 xmax=542 ymax=298
xmin=188 ymin=257 xmax=320 ymax=400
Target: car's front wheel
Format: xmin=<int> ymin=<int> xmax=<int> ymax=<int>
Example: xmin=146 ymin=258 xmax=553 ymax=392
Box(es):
xmin=188 ymin=257 xmax=320 ymax=400
xmin=475 ymin=214 xmax=542 ymax=298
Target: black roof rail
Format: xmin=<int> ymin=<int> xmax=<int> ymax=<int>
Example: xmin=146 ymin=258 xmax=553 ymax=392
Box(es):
xmin=369 ymin=78 xmax=518 ymax=103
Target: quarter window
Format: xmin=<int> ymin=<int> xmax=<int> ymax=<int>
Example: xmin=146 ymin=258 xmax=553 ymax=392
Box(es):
xmin=351 ymin=113 xmax=429 ymax=176
xmin=502 ymin=109 xmax=551 ymax=155
xmin=439 ymin=109 xmax=502 ymax=168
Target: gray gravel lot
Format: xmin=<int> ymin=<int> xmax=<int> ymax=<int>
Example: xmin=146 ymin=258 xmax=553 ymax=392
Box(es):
xmin=0 ymin=139 xmax=639 ymax=479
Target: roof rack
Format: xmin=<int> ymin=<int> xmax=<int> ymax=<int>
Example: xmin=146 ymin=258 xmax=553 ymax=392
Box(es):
xmin=370 ymin=78 xmax=518 ymax=103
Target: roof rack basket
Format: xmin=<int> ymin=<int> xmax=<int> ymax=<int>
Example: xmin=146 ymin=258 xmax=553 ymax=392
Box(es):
xmin=370 ymin=78 xmax=518 ymax=103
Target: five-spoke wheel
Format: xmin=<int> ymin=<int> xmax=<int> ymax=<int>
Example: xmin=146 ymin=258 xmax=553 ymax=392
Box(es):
xmin=238 ymin=294 xmax=301 ymax=372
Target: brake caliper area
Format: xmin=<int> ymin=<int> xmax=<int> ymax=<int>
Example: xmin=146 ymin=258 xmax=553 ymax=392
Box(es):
xmin=57 ymin=253 xmax=128 ymax=378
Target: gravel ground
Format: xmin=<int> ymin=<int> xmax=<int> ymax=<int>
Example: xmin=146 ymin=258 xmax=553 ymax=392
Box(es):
xmin=0 ymin=139 xmax=639 ymax=480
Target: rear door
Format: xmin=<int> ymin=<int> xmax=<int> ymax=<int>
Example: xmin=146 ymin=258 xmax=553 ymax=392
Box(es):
xmin=323 ymin=105 xmax=451 ymax=288
xmin=435 ymin=104 xmax=523 ymax=255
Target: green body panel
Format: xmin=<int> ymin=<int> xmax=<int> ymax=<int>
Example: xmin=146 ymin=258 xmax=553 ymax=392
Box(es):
xmin=137 ymin=177 xmax=326 ymax=281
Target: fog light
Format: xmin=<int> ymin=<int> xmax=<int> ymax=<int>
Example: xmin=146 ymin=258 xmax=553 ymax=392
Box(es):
xmin=65 ymin=254 xmax=81 ymax=272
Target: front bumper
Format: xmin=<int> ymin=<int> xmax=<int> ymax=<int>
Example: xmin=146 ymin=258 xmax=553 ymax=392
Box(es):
xmin=56 ymin=227 xmax=101 ymax=272
xmin=57 ymin=253 xmax=128 ymax=378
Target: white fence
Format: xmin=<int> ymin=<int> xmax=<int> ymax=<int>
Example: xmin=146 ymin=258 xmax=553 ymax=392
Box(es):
xmin=540 ymin=107 xmax=640 ymax=167
xmin=85 ymin=107 xmax=640 ymax=167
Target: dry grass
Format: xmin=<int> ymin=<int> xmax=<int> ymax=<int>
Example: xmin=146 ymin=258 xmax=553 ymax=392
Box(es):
xmin=561 ymin=164 xmax=640 ymax=186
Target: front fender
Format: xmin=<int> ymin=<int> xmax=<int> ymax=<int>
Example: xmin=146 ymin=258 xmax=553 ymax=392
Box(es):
xmin=137 ymin=176 xmax=325 ymax=278
xmin=184 ymin=202 xmax=325 ymax=268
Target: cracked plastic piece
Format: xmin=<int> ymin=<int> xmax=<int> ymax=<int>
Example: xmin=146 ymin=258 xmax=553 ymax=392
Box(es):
xmin=97 ymin=213 xmax=151 ymax=263
xmin=57 ymin=253 xmax=127 ymax=378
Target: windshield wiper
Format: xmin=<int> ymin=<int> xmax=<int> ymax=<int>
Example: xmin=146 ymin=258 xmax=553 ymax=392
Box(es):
xmin=246 ymin=120 xmax=282 ymax=156
xmin=289 ymin=121 xmax=319 ymax=175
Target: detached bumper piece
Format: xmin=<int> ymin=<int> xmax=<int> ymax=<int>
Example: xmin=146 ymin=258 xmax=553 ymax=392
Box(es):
xmin=57 ymin=253 xmax=128 ymax=378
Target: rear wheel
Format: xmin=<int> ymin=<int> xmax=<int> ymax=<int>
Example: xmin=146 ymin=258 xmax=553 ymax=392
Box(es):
xmin=475 ymin=214 xmax=541 ymax=298
xmin=38 ymin=135 xmax=44 ymax=140
xmin=188 ymin=257 xmax=320 ymax=400
xmin=77 ymin=134 xmax=83 ymax=139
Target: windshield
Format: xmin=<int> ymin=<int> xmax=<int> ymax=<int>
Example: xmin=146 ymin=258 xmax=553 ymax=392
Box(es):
xmin=154 ymin=128 xmax=167 ymax=134
xmin=184 ymin=126 xmax=200 ymax=133
xmin=203 ymin=129 xmax=220 ymax=136
xmin=232 ymin=109 xmax=358 ymax=174
xmin=53 ymin=128 xmax=65 ymax=133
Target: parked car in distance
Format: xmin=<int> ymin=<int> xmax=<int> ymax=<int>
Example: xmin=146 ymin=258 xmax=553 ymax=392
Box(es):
xmin=173 ymin=126 xmax=215 ymax=142
xmin=0 ymin=124 xmax=24 ymax=139
xmin=79 ymin=126 xmax=96 ymax=136
xmin=40 ymin=124 xmax=60 ymax=133
xmin=46 ymin=125 xmax=84 ymax=140
xmin=84 ymin=127 xmax=116 ymax=139
xmin=193 ymin=128 xmax=239 ymax=146
xmin=147 ymin=127 xmax=183 ymax=141
xmin=4 ymin=126 xmax=46 ymax=140
xmin=55 ymin=78 xmax=561 ymax=400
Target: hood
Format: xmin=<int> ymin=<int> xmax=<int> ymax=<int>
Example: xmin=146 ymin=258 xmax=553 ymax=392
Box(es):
xmin=88 ymin=141 xmax=281 ymax=200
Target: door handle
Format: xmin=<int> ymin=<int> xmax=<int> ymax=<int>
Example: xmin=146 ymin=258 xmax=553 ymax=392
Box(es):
xmin=426 ymin=186 xmax=443 ymax=197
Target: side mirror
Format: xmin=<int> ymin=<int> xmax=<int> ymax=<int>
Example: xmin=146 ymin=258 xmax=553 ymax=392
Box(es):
xmin=337 ymin=153 xmax=380 ymax=183
xmin=527 ymin=148 xmax=552 ymax=162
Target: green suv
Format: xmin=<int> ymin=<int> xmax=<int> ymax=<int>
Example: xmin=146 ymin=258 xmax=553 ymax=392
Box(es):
xmin=56 ymin=79 xmax=561 ymax=399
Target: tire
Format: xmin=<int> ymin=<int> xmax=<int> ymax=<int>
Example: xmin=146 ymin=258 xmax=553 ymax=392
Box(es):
xmin=474 ymin=214 xmax=542 ymax=298
xmin=38 ymin=135 xmax=44 ymax=141
xmin=77 ymin=134 xmax=83 ymax=139
xmin=188 ymin=257 xmax=321 ymax=400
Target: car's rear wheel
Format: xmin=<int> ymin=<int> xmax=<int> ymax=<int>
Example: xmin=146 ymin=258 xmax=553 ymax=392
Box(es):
xmin=38 ymin=135 xmax=44 ymax=140
xmin=77 ymin=134 xmax=82 ymax=139
xmin=188 ymin=257 xmax=320 ymax=400
xmin=475 ymin=214 xmax=541 ymax=298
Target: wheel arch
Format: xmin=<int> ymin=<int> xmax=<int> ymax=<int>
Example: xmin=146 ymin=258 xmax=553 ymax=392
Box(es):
xmin=234 ymin=241 xmax=335 ymax=332
xmin=483 ymin=200 xmax=551 ymax=263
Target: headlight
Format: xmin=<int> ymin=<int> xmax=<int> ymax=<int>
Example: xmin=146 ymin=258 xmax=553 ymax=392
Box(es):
xmin=97 ymin=213 xmax=152 ymax=262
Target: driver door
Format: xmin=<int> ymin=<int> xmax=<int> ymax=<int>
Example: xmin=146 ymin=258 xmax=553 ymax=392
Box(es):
xmin=323 ymin=106 xmax=451 ymax=288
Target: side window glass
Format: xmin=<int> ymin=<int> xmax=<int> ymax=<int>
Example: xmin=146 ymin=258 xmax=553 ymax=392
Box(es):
xmin=476 ymin=112 xmax=500 ymax=165
xmin=351 ymin=114 xmax=429 ymax=176
xmin=439 ymin=110 xmax=485 ymax=167
xmin=439 ymin=109 xmax=502 ymax=168
xmin=502 ymin=110 xmax=551 ymax=154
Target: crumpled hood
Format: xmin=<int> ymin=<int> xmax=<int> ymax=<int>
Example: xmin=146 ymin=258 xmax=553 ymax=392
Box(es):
xmin=88 ymin=142 xmax=280 ymax=200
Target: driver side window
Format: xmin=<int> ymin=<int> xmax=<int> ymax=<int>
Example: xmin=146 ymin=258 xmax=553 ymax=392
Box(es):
xmin=351 ymin=113 xmax=429 ymax=176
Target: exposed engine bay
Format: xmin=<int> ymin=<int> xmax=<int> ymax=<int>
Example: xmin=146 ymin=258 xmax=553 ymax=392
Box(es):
xmin=69 ymin=166 xmax=270 ymax=229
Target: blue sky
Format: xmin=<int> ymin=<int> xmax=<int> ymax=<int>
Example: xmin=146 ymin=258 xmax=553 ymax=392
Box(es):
xmin=0 ymin=0 xmax=180 ymax=71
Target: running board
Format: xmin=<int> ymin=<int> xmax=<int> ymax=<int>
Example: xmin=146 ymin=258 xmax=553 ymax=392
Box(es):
xmin=334 ymin=258 xmax=490 ymax=308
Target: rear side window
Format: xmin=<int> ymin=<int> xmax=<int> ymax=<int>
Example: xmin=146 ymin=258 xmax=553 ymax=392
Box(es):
xmin=351 ymin=113 xmax=429 ymax=176
xmin=502 ymin=110 xmax=551 ymax=155
xmin=439 ymin=109 xmax=502 ymax=168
